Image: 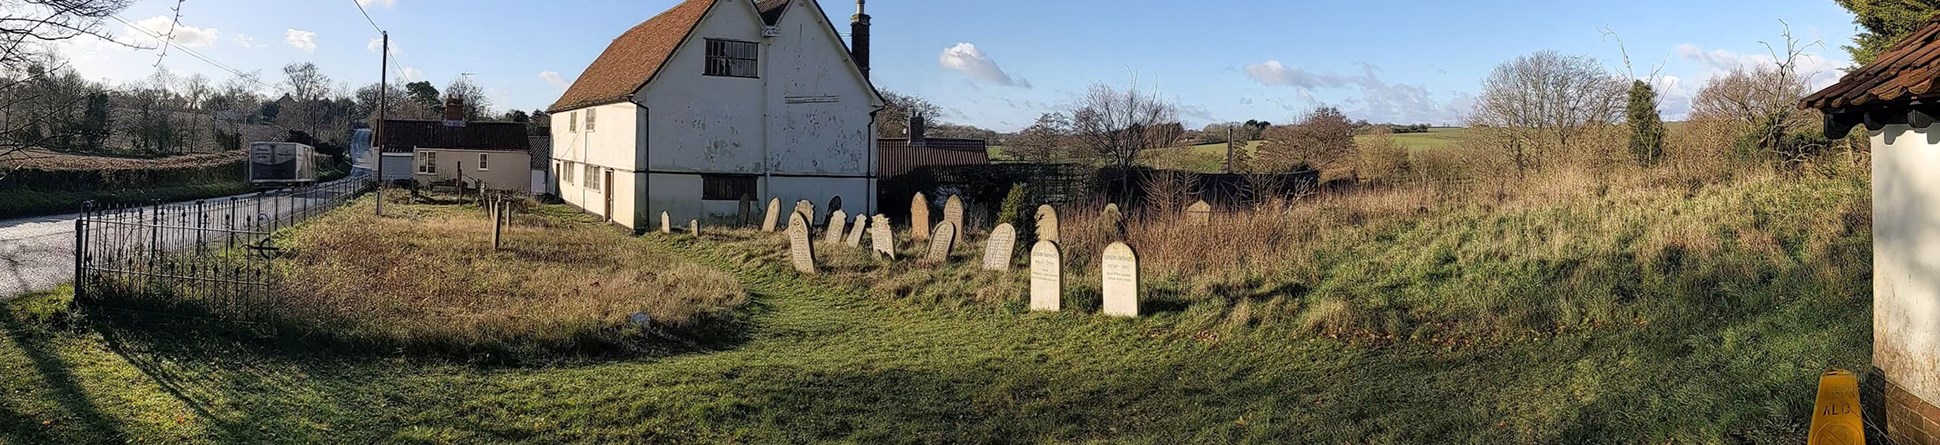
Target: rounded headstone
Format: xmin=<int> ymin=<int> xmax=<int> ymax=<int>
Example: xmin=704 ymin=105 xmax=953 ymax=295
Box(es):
xmin=911 ymin=192 xmax=931 ymax=241
xmin=761 ymin=198 xmax=783 ymax=232
xmin=925 ymin=221 xmax=957 ymax=263
xmin=981 ymin=223 xmax=1017 ymax=271
xmin=787 ymin=212 xmax=817 ymax=274
xmin=1029 ymin=240 xmax=1062 ymax=312
xmin=1034 ymin=205 xmax=1059 ymax=242
xmin=1101 ymin=242 xmax=1139 ymax=317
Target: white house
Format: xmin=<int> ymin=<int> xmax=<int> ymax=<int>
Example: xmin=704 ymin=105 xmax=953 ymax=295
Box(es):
xmin=1804 ymin=15 xmax=1940 ymax=445
xmin=546 ymin=0 xmax=883 ymax=231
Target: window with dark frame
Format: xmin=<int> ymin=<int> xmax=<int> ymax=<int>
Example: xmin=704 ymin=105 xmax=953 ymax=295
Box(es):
xmin=701 ymin=174 xmax=757 ymax=201
xmin=478 ymin=153 xmax=489 ymax=171
xmin=704 ymin=39 xmax=759 ymax=78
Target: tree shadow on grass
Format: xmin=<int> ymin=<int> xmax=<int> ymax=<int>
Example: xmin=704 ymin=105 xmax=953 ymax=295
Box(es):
xmin=0 ymin=310 xmax=131 ymax=444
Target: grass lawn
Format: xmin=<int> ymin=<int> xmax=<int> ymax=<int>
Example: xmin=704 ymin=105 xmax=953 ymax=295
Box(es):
xmin=3 ymin=166 xmax=1875 ymax=443
xmin=0 ymin=182 xmax=252 ymax=219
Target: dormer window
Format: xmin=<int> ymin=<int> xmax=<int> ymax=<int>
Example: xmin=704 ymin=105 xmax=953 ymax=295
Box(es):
xmin=704 ymin=39 xmax=759 ymax=78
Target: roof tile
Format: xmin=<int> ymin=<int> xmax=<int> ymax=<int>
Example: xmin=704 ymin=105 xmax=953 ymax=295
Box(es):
xmin=548 ymin=0 xmax=714 ymax=112
xmin=1805 ymin=14 xmax=1940 ymax=110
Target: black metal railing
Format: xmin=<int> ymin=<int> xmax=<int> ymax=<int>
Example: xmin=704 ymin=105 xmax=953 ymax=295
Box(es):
xmin=73 ymin=179 xmax=369 ymax=318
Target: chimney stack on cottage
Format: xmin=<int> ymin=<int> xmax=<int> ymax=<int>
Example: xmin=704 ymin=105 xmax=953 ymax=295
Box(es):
xmin=851 ymin=0 xmax=870 ymax=80
xmin=909 ymin=113 xmax=927 ymax=147
xmin=443 ymin=96 xmax=467 ymax=123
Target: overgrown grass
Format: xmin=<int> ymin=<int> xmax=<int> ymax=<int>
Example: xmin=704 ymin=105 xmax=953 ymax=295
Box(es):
xmin=0 ymin=181 xmax=250 ymax=219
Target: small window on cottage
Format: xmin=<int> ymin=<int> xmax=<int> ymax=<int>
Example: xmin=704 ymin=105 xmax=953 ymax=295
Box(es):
xmin=701 ymin=174 xmax=757 ymax=201
xmin=570 ymin=112 xmax=579 ymax=132
xmin=417 ymin=151 xmax=437 ymax=174
xmin=585 ymin=165 xmax=601 ymax=189
xmin=586 ymin=108 xmax=597 ymax=132
xmin=704 ymin=39 xmax=759 ymax=78
xmin=562 ymin=161 xmax=574 ymax=184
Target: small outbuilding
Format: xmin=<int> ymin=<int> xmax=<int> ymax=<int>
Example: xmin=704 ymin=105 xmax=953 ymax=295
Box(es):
xmin=380 ymin=97 xmax=533 ymax=193
xmin=1803 ymin=14 xmax=1940 ymax=445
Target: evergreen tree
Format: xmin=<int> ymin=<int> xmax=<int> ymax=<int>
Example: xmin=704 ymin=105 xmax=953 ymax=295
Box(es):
xmin=1626 ymin=80 xmax=1666 ymax=166
xmin=1837 ymin=0 xmax=1940 ymax=65
xmin=77 ymin=93 xmax=111 ymax=151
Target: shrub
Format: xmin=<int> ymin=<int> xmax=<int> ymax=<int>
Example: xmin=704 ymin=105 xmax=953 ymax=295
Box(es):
xmin=1355 ymin=132 xmax=1410 ymax=183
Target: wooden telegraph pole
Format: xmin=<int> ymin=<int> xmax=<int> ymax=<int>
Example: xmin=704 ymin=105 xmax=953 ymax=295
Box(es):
xmin=375 ymin=31 xmax=388 ymax=216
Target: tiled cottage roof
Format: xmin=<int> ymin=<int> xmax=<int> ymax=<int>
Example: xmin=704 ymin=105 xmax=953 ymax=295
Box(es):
xmin=381 ymin=120 xmax=532 ymax=152
xmin=1803 ymin=15 xmax=1940 ymax=110
xmin=547 ymin=0 xmax=714 ymax=113
xmin=879 ymin=138 xmax=990 ymax=177
xmin=756 ymin=0 xmax=789 ymax=25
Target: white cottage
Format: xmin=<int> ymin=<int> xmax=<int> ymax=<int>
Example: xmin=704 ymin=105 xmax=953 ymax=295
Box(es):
xmin=547 ymin=0 xmax=883 ymax=231
xmin=1804 ymin=15 xmax=1940 ymax=445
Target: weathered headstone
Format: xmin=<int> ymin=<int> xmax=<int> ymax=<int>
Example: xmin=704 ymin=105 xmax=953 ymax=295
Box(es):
xmin=1035 ymin=205 xmax=1059 ymax=242
xmin=824 ymin=210 xmax=849 ymax=244
xmin=869 ymin=214 xmax=896 ymax=259
xmin=981 ymin=223 xmax=1017 ymax=271
xmin=925 ymin=222 xmax=957 ymax=263
xmin=794 ymin=200 xmax=816 ymax=225
xmin=943 ymin=195 xmax=965 ymax=233
xmin=1099 ymin=203 xmax=1124 ymax=235
xmin=845 ymin=213 xmax=867 ymax=247
xmin=1029 ymin=240 xmax=1062 ymax=311
xmin=1186 ymin=200 xmax=1211 ymax=226
xmin=689 ymin=219 xmax=700 ymax=236
xmin=828 ymin=195 xmax=843 ymax=214
xmin=787 ymin=212 xmax=816 ymax=274
xmin=660 ymin=211 xmax=672 ymax=234
xmin=762 ymin=198 xmax=782 ymax=232
xmin=911 ymin=192 xmax=931 ymax=241
xmin=738 ymin=194 xmax=754 ymax=227
xmin=1101 ymin=242 xmax=1139 ymax=317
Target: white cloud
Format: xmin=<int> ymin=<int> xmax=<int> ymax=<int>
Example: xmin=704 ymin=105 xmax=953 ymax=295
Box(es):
xmin=1244 ymin=60 xmax=1353 ymax=89
xmin=1674 ymin=43 xmax=1846 ymax=89
xmin=234 ymin=33 xmax=264 ymax=49
xmin=357 ymin=0 xmax=397 ymax=7
xmin=1245 ymin=60 xmax=1468 ymax=125
xmin=938 ymin=42 xmax=1029 ymax=88
xmin=401 ymin=67 xmax=424 ymax=82
xmin=126 ymin=15 xmax=220 ymax=48
xmin=366 ymin=38 xmax=399 ymax=55
xmin=285 ymin=29 xmax=317 ymax=53
xmin=1648 ymin=75 xmax=1693 ymax=121
xmin=538 ymin=71 xmax=570 ymax=90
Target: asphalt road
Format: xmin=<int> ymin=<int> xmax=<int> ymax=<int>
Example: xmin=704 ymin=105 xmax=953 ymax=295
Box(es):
xmin=0 ymin=178 xmax=362 ymax=297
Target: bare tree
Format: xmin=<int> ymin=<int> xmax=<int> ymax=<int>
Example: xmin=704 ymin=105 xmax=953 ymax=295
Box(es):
xmin=0 ymin=0 xmax=135 ymax=174
xmin=1468 ymin=50 xmax=1627 ymax=176
xmin=1257 ymin=107 xmax=1357 ymax=174
xmin=444 ymin=76 xmax=493 ymax=120
xmin=878 ymin=89 xmax=940 ymax=138
xmin=1070 ymin=81 xmax=1179 ymax=170
xmin=0 ymin=0 xmax=135 ymax=68
xmin=1689 ymin=23 xmax=1827 ymax=166
xmin=1009 ymin=112 xmax=1071 ymax=163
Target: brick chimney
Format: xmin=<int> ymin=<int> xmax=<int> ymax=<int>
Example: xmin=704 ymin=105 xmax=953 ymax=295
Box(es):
xmin=851 ymin=0 xmax=870 ymax=80
xmin=442 ymin=96 xmax=466 ymax=123
xmin=909 ymin=113 xmax=926 ymax=147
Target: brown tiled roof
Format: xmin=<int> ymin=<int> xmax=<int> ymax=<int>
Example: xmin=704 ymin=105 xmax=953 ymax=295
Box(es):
xmin=756 ymin=0 xmax=788 ymax=25
xmin=547 ymin=0 xmax=714 ymax=113
xmin=1803 ymin=15 xmax=1940 ymax=110
xmin=879 ymin=138 xmax=990 ymax=177
xmin=381 ymin=120 xmax=531 ymax=152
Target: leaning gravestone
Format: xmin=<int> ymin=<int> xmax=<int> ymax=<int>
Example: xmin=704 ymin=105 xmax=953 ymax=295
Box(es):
xmin=794 ymin=200 xmax=816 ymax=226
xmin=762 ymin=198 xmax=782 ymax=232
xmin=911 ymin=192 xmax=931 ymax=241
xmin=1030 ymin=240 xmax=1062 ymax=311
xmin=787 ymin=212 xmax=816 ymax=274
xmin=828 ymin=195 xmax=843 ymax=215
xmin=825 ymin=210 xmax=849 ymax=244
xmin=925 ymin=222 xmax=958 ymax=263
xmin=1186 ymin=200 xmax=1211 ymax=226
xmin=689 ymin=219 xmax=700 ymax=236
xmin=869 ymin=214 xmax=897 ymax=259
xmin=1035 ymin=205 xmax=1060 ymax=242
xmin=1101 ymin=242 xmax=1139 ymax=317
xmin=660 ymin=211 xmax=672 ymax=234
xmin=982 ymin=223 xmax=1017 ymax=271
xmin=845 ymin=213 xmax=867 ymax=247
xmin=943 ymin=195 xmax=965 ymax=233
xmin=739 ymin=194 xmax=754 ymax=227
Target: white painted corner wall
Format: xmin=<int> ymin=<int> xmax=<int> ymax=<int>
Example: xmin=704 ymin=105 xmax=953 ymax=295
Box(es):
xmin=1872 ymin=122 xmax=1940 ymax=407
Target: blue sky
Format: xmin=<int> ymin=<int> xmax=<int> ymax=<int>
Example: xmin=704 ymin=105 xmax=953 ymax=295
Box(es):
xmin=58 ymin=0 xmax=1860 ymax=132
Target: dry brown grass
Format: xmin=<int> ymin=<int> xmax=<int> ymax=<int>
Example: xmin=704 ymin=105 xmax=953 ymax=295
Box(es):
xmin=276 ymin=198 xmax=749 ymax=358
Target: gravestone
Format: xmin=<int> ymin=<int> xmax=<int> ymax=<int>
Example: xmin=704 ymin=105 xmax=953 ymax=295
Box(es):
xmin=911 ymin=192 xmax=931 ymax=241
xmin=1030 ymin=240 xmax=1062 ymax=311
xmin=689 ymin=219 xmax=699 ymax=236
xmin=1101 ymin=242 xmax=1139 ymax=317
xmin=762 ymin=198 xmax=782 ymax=232
xmin=828 ymin=195 xmax=843 ymax=214
xmin=660 ymin=211 xmax=672 ymax=234
xmin=794 ymin=200 xmax=816 ymax=226
xmin=925 ymin=222 xmax=957 ymax=263
xmin=738 ymin=194 xmax=754 ymax=227
xmin=787 ymin=212 xmax=816 ymax=274
xmin=845 ymin=213 xmax=867 ymax=247
xmin=1186 ymin=200 xmax=1211 ymax=226
xmin=981 ymin=223 xmax=1017 ymax=271
xmin=825 ymin=210 xmax=849 ymax=244
xmin=1035 ymin=205 xmax=1059 ymax=242
xmin=943 ymin=195 xmax=965 ymax=233
xmin=869 ymin=214 xmax=897 ymax=259
xmin=1099 ymin=203 xmax=1124 ymax=235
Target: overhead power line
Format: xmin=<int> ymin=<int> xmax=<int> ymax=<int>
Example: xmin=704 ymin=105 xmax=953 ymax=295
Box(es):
xmin=107 ymin=13 xmax=276 ymax=90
